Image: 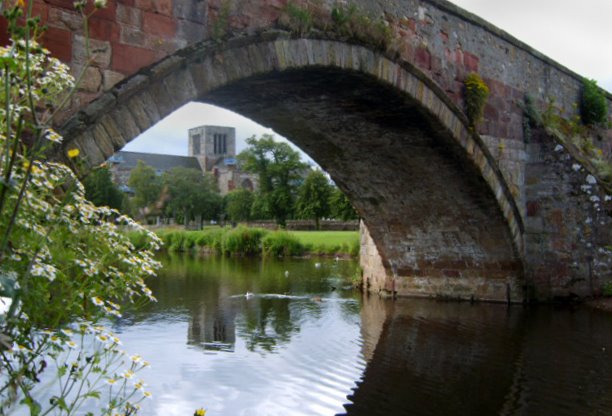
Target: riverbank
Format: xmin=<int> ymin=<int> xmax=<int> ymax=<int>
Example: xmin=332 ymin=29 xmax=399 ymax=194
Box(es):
xmin=587 ymin=297 xmax=612 ymax=312
xmin=128 ymin=226 xmax=360 ymax=258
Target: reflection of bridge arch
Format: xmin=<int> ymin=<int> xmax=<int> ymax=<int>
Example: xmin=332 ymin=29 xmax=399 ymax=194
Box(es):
xmin=60 ymin=35 xmax=524 ymax=301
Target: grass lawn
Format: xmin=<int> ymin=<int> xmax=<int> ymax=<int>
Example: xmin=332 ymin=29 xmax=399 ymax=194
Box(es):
xmin=289 ymin=231 xmax=359 ymax=247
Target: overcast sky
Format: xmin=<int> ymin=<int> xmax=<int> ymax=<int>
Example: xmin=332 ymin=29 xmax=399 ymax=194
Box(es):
xmin=123 ymin=0 xmax=611 ymax=157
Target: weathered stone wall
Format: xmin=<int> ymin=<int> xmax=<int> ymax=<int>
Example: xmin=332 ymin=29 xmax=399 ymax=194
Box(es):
xmin=524 ymin=131 xmax=612 ymax=299
xmin=360 ymin=221 xmax=523 ymax=303
xmin=5 ymin=0 xmax=609 ymax=302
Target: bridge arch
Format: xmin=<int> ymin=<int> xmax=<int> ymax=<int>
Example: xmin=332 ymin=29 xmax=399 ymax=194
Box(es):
xmin=60 ymin=33 xmax=525 ymax=301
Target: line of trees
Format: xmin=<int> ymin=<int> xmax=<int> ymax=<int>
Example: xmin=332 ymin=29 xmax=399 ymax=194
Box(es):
xmin=84 ymin=134 xmax=358 ymax=228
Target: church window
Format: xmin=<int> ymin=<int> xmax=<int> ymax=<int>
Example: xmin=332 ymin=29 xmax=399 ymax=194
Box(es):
xmin=192 ymin=134 xmax=201 ymax=154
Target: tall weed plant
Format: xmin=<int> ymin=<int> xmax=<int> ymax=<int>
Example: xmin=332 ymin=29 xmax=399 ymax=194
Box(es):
xmin=0 ymin=1 xmax=161 ymax=414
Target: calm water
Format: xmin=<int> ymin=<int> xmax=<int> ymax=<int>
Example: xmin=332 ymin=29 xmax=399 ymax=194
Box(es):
xmin=108 ymin=254 xmax=612 ymax=416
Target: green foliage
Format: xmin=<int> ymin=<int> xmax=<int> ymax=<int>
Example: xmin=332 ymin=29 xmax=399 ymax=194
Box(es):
xmin=155 ymin=228 xmax=358 ymax=257
xmin=295 ymin=169 xmax=332 ymax=229
xmin=127 ymin=160 xmax=163 ymax=215
xmin=225 ymin=188 xmax=254 ymax=223
xmin=603 ymin=281 xmax=612 ymax=297
xmin=291 ymin=230 xmax=359 ymax=257
xmin=540 ymin=98 xmax=612 ymax=192
xmin=238 ymin=134 xmax=307 ymax=226
xmin=83 ymin=165 xmax=124 ymax=210
xmin=222 ymin=226 xmax=268 ymax=256
xmin=330 ymin=3 xmax=393 ymax=51
xmin=580 ymin=78 xmax=608 ymax=126
xmin=262 ymin=231 xmax=305 ymax=257
xmin=464 ymin=72 xmax=490 ymax=129
xmin=280 ymin=1 xmax=314 ymax=36
xmin=328 ymin=186 xmax=358 ymax=220
xmin=211 ymin=0 xmax=231 ymax=41
xmin=520 ymin=94 xmax=542 ymax=142
xmin=0 ymin=3 xmax=160 ymax=413
xmin=163 ymin=167 xmax=222 ymax=226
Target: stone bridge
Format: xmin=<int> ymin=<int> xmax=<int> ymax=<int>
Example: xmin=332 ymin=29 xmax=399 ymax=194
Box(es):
xmin=8 ymin=0 xmax=611 ymax=302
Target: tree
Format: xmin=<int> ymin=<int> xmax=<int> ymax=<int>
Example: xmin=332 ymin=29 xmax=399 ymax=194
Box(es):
xmin=163 ymin=167 xmax=222 ymax=227
xmin=127 ymin=160 xmax=163 ymax=217
xmin=329 ymin=186 xmax=359 ymax=220
xmin=238 ymin=134 xmax=306 ymax=226
xmin=225 ymin=188 xmax=255 ymax=223
xmin=295 ymin=169 xmax=332 ymax=229
xmin=83 ymin=165 xmax=124 ymax=210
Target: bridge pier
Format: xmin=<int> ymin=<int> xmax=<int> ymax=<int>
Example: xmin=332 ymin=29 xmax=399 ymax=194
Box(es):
xmin=359 ymin=222 xmax=524 ymax=303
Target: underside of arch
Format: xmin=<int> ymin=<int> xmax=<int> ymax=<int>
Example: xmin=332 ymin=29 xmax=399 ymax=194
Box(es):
xmin=59 ymin=34 xmax=525 ymax=302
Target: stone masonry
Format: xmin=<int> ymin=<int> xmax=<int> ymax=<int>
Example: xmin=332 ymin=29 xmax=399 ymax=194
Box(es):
xmin=3 ymin=0 xmax=609 ymax=302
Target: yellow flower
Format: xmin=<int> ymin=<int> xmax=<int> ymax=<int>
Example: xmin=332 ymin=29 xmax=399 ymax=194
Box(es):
xmin=16 ymin=0 xmax=25 ymax=8
xmin=194 ymin=409 xmax=206 ymax=416
xmin=67 ymin=148 xmax=80 ymax=158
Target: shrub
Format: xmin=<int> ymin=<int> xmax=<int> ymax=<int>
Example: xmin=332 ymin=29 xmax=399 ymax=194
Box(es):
xmin=262 ymin=232 xmax=305 ymax=257
xmin=222 ymin=226 xmax=268 ymax=256
xmin=464 ymin=72 xmax=490 ymax=129
xmin=580 ymin=78 xmax=608 ymax=126
xmin=604 ymin=281 xmax=612 ymax=297
xmin=349 ymin=239 xmax=360 ymax=257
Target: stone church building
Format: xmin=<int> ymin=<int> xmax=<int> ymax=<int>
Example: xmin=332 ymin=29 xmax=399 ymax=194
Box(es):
xmin=108 ymin=125 xmax=256 ymax=195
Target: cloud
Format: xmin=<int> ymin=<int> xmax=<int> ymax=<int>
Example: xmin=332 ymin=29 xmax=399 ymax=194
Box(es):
xmin=449 ymin=0 xmax=612 ymax=91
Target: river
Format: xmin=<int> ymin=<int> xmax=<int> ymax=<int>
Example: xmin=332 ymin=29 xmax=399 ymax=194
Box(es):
xmin=111 ymin=254 xmax=612 ymax=416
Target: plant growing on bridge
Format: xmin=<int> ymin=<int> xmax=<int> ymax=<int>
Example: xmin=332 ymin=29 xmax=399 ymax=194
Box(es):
xmin=330 ymin=3 xmax=393 ymax=51
xmin=280 ymin=2 xmax=314 ymax=36
xmin=210 ymin=0 xmax=231 ymax=42
xmin=580 ymin=78 xmax=608 ymax=126
xmin=539 ymin=98 xmax=612 ymax=192
xmin=464 ymin=72 xmax=490 ymax=129
xmin=0 ymin=0 xmax=160 ymax=414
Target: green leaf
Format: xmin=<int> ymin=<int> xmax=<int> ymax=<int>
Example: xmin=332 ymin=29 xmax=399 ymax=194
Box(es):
xmin=0 ymin=55 xmax=17 ymax=71
xmin=0 ymin=270 xmax=18 ymax=297
xmin=20 ymin=396 xmax=42 ymax=416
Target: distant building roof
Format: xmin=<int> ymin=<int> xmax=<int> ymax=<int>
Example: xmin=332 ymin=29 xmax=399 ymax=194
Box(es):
xmin=108 ymin=151 xmax=201 ymax=172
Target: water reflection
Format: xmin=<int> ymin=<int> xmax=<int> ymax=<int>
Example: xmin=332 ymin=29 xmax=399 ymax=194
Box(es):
xmin=116 ymin=254 xmax=364 ymax=415
xmin=113 ymin=254 xmax=612 ymax=416
xmin=347 ymin=299 xmax=612 ymax=416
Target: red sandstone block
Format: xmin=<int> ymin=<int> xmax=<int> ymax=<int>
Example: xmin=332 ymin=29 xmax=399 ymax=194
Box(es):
xmin=0 ymin=17 xmax=9 ymax=46
xmin=548 ymin=209 xmax=564 ymax=229
xmin=484 ymin=103 xmax=499 ymax=121
xmin=143 ymin=11 xmax=176 ymax=37
xmin=526 ymin=201 xmax=540 ymax=217
xmin=111 ymin=42 xmax=155 ymax=74
xmin=89 ymin=17 xmax=120 ymax=42
xmin=32 ymin=2 xmax=49 ymax=24
xmin=463 ymin=51 xmax=479 ymax=72
xmin=135 ymin=0 xmax=171 ymax=16
xmin=439 ymin=30 xmax=449 ymax=43
xmin=442 ymin=270 xmax=460 ymax=278
xmin=44 ymin=0 xmax=75 ymax=10
xmin=415 ymin=46 xmax=431 ymax=70
xmin=43 ymin=27 xmax=72 ymax=62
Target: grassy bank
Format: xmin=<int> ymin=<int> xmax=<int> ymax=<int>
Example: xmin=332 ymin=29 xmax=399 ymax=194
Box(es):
xmin=127 ymin=226 xmax=360 ymax=258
